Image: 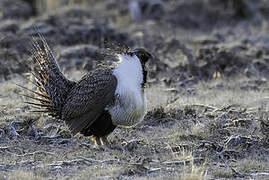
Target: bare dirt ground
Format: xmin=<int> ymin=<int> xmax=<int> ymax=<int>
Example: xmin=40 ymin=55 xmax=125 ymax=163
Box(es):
xmin=0 ymin=0 xmax=269 ymax=179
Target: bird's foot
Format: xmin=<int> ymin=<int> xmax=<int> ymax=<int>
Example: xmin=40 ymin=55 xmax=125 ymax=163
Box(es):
xmin=91 ymin=136 xmax=112 ymax=150
xmin=91 ymin=136 xmax=102 ymax=146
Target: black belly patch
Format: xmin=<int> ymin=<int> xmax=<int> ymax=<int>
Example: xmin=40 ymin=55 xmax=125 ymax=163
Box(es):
xmin=80 ymin=110 xmax=116 ymax=137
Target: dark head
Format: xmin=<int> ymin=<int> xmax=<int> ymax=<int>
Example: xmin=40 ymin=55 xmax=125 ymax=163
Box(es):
xmin=131 ymin=48 xmax=152 ymax=65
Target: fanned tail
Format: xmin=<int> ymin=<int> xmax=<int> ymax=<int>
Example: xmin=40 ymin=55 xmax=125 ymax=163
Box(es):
xmin=21 ymin=33 xmax=75 ymax=119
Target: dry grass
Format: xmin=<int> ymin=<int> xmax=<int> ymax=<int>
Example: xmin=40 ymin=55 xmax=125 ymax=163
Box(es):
xmin=235 ymin=159 xmax=266 ymax=174
xmin=6 ymin=170 xmax=44 ymax=180
xmin=168 ymin=77 xmax=269 ymax=109
xmin=210 ymin=167 xmax=233 ymax=179
xmin=1 ymin=0 xmax=269 ymax=179
xmin=178 ymin=151 xmax=208 ymax=180
xmin=0 ymin=75 xmax=269 ymax=179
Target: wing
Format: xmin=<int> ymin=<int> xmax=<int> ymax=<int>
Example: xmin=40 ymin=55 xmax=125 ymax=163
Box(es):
xmin=62 ymin=68 xmax=117 ymax=134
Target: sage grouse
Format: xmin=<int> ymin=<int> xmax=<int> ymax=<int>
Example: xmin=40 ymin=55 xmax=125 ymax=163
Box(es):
xmin=23 ymin=35 xmax=152 ymax=145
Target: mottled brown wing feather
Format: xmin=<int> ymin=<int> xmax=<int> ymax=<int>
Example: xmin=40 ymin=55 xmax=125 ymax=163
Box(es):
xmin=62 ymin=68 xmax=117 ymax=135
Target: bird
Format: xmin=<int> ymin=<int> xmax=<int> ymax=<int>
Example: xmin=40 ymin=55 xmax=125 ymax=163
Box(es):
xmin=21 ymin=34 xmax=152 ymax=146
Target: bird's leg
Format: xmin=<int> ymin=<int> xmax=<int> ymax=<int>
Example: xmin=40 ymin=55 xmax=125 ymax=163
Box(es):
xmin=100 ymin=136 xmax=109 ymax=146
xmin=91 ymin=136 xmax=112 ymax=150
xmin=91 ymin=136 xmax=102 ymax=146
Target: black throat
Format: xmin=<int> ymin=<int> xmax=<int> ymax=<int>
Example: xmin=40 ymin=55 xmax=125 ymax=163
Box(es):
xmin=141 ymin=62 xmax=147 ymax=89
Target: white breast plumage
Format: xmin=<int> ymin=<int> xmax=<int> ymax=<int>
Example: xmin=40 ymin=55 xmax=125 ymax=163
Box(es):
xmin=106 ymin=54 xmax=147 ymax=127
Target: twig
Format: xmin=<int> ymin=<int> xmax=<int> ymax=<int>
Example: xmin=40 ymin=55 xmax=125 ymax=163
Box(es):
xmin=162 ymin=157 xmax=204 ymax=166
xmin=148 ymin=168 xmax=161 ymax=173
xmin=0 ymin=146 xmax=11 ymax=150
xmin=49 ymin=159 xmax=88 ymax=166
xmin=0 ymin=146 xmax=24 ymax=155
xmin=77 ymin=156 xmax=119 ymax=164
xmin=48 ymin=157 xmax=120 ymax=167
xmin=6 ymin=150 xmax=55 ymax=157
xmin=190 ymin=104 xmax=217 ymax=110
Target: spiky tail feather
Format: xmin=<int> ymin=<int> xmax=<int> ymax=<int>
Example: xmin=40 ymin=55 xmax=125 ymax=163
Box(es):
xmin=22 ymin=33 xmax=75 ymax=119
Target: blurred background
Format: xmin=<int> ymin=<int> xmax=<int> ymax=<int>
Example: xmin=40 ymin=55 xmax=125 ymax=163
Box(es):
xmin=0 ymin=0 xmax=268 ymax=83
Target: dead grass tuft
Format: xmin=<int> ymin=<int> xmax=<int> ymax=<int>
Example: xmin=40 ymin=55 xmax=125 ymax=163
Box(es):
xmin=7 ymin=170 xmax=44 ymax=180
xmin=179 ymin=150 xmax=208 ymax=180
xmin=235 ymin=159 xmax=266 ymax=174
xmin=211 ymin=167 xmax=233 ymax=179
